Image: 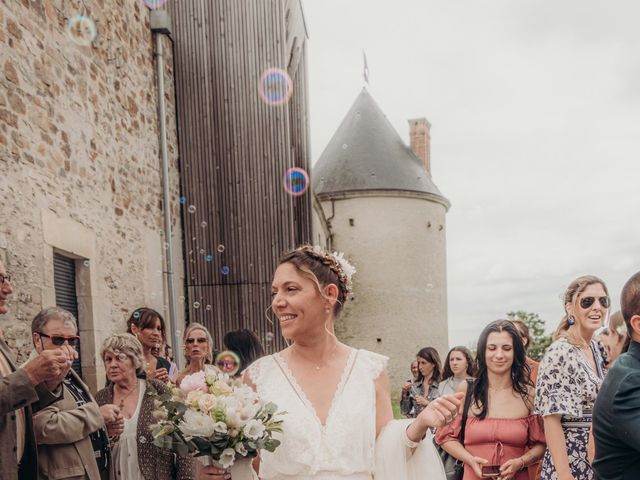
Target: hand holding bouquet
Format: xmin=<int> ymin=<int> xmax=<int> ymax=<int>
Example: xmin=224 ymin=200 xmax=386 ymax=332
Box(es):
xmin=151 ymin=368 xmax=284 ymax=472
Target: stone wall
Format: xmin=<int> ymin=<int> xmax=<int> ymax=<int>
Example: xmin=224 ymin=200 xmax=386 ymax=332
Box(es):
xmin=323 ymin=193 xmax=449 ymax=393
xmin=0 ymin=0 xmax=184 ymax=391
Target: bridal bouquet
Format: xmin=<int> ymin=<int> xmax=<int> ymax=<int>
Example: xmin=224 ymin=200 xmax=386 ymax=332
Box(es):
xmin=150 ymin=368 xmax=284 ymax=470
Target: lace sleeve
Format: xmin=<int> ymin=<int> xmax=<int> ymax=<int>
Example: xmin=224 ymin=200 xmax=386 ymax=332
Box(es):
xmin=245 ymin=356 xmax=263 ymax=387
xmin=361 ymin=350 xmax=389 ymax=380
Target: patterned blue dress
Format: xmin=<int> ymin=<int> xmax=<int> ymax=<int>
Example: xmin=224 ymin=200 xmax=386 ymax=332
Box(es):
xmin=534 ymin=338 xmax=605 ymax=480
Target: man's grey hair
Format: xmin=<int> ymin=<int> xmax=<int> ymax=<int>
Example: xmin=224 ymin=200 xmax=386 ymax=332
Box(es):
xmin=31 ymin=307 xmax=78 ymax=334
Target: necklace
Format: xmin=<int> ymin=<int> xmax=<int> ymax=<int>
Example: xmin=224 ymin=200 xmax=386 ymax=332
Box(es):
xmin=489 ymin=385 xmax=512 ymax=392
xmin=292 ymin=342 xmax=338 ymax=371
xmin=115 ymin=381 xmax=139 ymax=409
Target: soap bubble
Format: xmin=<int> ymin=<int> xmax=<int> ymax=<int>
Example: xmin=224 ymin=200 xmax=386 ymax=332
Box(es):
xmin=217 ymin=244 xmax=225 ymax=253
xmin=221 ymin=266 xmax=230 ymax=275
xmin=215 ymin=350 xmax=241 ymax=376
xmin=258 ymin=68 xmax=293 ymax=106
xmin=193 ymin=301 xmax=201 ymax=309
xmin=66 ymin=15 xmax=97 ymax=46
xmin=284 ymin=167 xmax=309 ymax=196
xmin=187 ymin=205 xmax=196 ymax=214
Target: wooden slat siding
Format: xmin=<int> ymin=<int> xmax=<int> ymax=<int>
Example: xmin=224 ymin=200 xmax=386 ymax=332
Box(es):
xmin=169 ymin=0 xmax=311 ymax=353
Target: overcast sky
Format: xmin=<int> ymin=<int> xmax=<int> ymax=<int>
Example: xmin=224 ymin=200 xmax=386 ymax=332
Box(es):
xmin=301 ymin=0 xmax=640 ymax=348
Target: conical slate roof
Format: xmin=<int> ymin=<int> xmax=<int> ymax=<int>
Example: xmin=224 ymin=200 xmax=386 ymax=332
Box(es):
xmin=312 ymin=89 xmax=449 ymax=208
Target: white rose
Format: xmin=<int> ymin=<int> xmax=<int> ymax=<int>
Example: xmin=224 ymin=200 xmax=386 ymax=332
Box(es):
xmin=186 ymin=390 xmax=204 ymax=407
xmin=211 ymin=380 xmax=233 ymax=395
xmin=197 ymin=394 xmax=217 ymax=413
xmin=225 ymin=410 xmax=242 ymax=429
xmin=218 ymin=448 xmax=236 ymax=469
xmin=178 ymin=409 xmax=217 ymax=439
xmin=242 ymin=419 xmax=266 ymax=440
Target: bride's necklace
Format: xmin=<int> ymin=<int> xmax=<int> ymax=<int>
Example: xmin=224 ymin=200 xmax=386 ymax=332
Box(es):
xmin=292 ymin=343 xmax=338 ymax=371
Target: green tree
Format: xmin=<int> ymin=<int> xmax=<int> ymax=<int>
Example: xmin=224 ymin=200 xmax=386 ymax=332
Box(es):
xmin=507 ymin=310 xmax=553 ymax=361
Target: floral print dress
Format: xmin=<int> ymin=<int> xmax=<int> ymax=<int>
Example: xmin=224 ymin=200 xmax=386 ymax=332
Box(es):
xmin=534 ymin=338 xmax=605 ymax=480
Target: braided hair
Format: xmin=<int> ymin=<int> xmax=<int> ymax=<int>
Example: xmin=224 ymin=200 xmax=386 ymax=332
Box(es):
xmin=278 ymin=245 xmax=354 ymax=316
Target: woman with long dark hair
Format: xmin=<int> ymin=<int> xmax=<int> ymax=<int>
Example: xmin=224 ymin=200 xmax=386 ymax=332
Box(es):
xmin=126 ymin=307 xmax=171 ymax=383
xmin=436 ymin=320 xmax=545 ymax=480
xmin=400 ymin=346 xmax=443 ymax=418
xmin=440 ymin=346 xmax=475 ymax=396
xmin=223 ymin=328 xmax=265 ymax=375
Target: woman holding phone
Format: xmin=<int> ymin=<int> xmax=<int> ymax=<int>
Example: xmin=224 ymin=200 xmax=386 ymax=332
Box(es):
xmin=126 ymin=307 xmax=171 ymax=383
xmin=436 ymin=320 xmax=545 ymax=480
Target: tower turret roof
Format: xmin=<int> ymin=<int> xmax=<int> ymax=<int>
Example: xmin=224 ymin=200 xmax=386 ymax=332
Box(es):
xmin=312 ymin=88 xmax=449 ymax=208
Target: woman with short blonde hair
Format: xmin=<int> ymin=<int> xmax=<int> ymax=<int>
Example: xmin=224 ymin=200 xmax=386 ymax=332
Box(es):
xmin=174 ymin=323 xmax=214 ymax=386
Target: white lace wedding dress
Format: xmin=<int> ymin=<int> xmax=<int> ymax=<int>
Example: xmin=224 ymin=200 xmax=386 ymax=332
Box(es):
xmin=247 ymin=348 xmax=447 ymax=480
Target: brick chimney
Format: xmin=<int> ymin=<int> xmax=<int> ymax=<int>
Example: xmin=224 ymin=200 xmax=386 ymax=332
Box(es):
xmin=408 ymin=118 xmax=431 ymax=174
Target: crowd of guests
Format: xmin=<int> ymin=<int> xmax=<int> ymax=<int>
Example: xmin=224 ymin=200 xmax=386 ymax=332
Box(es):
xmin=401 ymin=273 xmax=640 ymax=480
xmin=0 ymin=253 xmax=638 ymax=480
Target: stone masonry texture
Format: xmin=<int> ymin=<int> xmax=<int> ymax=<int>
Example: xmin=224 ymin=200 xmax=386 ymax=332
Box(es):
xmin=0 ymin=0 xmax=184 ymax=376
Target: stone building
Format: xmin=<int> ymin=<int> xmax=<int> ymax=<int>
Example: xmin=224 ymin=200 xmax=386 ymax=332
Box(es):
xmin=312 ymin=88 xmax=450 ymax=389
xmin=0 ymin=0 xmax=311 ymax=390
xmin=0 ymin=0 xmax=184 ymax=390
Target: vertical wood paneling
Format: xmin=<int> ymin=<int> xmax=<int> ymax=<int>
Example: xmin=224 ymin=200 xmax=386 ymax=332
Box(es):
xmin=169 ymin=0 xmax=311 ymax=354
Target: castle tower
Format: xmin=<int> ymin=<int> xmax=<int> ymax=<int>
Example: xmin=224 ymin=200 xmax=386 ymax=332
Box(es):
xmin=312 ymin=88 xmax=450 ymax=389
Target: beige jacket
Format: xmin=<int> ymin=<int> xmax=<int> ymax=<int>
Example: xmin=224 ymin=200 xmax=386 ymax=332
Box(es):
xmin=33 ymin=370 xmax=112 ymax=480
xmin=0 ymin=337 xmax=59 ymax=480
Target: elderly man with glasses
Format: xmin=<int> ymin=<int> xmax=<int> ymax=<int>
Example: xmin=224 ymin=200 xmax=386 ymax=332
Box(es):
xmin=0 ymin=260 xmax=77 ymax=480
xmin=30 ymin=307 xmax=124 ymax=480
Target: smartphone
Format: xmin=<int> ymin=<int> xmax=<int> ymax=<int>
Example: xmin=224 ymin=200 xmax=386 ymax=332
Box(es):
xmin=481 ymin=465 xmax=501 ymax=478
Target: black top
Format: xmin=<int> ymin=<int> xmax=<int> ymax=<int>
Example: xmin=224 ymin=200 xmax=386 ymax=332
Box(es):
xmin=155 ymin=355 xmax=171 ymax=371
xmin=593 ymin=340 xmax=640 ymax=480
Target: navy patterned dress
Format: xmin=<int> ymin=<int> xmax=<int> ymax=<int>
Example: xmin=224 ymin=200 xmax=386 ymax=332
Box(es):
xmin=534 ymin=338 xmax=605 ymax=480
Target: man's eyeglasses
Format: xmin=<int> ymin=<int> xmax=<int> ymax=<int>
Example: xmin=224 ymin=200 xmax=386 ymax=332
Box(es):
xmin=0 ymin=274 xmax=11 ymax=285
xmin=579 ymin=296 xmax=610 ymax=309
xmin=38 ymin=332 xmax=80 ymax=347
xmin=185 ymin=337 xmax=207 ymax=345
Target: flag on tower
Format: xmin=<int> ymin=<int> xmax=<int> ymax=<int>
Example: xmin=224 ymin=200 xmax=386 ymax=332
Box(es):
xmin=363 ymin=50 xmax=370 ymax=85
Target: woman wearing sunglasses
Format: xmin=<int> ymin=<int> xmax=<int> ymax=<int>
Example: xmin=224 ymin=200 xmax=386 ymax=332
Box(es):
xmin=174 ymin=322 xmax=214 ymax=386
xmin=535 ymin=275 xmax=609 ymax=480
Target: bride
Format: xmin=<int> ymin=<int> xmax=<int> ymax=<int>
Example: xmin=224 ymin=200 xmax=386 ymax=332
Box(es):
xmin=200 ymin=245 xmax=461 ymax=480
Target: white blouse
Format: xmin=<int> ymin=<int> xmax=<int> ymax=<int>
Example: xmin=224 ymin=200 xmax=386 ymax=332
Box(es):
xmin=113 ymin=379 xmax=146 ymax=480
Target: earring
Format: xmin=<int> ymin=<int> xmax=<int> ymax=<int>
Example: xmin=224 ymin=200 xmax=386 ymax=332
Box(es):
xmin=568 ymin=316 xmax=575 ymax=326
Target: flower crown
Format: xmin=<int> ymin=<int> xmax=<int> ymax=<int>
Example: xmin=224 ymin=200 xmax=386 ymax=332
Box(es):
xmin=297 ymin=245 xmax=356 ymax=295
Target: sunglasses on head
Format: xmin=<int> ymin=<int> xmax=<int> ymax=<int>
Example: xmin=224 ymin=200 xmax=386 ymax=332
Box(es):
xmin=38 ymin=332 xmax=80 ymax=347
xmin=185 ymin=337 xmax=207 ymax=344
xmin=579 ymin=296 xmax=610 ymax=309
